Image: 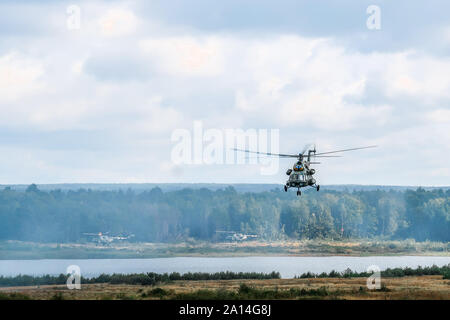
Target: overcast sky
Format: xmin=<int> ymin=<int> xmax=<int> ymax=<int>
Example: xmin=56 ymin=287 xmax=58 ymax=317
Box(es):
xmin=0 ymin=0 xmax=449 ymax=186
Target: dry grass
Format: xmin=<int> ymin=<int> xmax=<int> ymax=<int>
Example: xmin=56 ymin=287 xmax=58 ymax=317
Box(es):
xmin=1 ymin=276 xmax=449 ymax=300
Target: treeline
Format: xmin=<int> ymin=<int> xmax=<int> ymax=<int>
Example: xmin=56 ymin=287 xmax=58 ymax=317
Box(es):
xmin=295 ymin=264 xmax=450 ymax=279
xmin=0 ymin=184 xmax=448 ymax=242
xmin=0 ymin=271 xmax=281 ymax=287
xmin=1 ymin=265 xmax=448 ymax=287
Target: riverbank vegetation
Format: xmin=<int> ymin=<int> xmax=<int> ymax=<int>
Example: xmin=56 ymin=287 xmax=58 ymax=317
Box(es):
xmin=0 ymin=271 xmax=281 ymax=287
xmin=295 ymin=264 xmax=450 ymax=279
xmin=1 ymin=238 xmax=448 ymax=259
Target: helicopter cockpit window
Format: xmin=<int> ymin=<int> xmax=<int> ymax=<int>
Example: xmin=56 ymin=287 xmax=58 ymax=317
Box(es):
xmin=291 ymin=174 xmax=305 ymax=181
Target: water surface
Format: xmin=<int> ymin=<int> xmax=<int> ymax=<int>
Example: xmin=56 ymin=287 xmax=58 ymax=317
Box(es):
xmin=1 ymin=256 xmax=448 ymax=278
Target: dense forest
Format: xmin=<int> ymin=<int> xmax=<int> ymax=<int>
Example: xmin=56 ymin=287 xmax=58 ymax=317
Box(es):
xmin=0 ymin=184 xmax=448 ymax=243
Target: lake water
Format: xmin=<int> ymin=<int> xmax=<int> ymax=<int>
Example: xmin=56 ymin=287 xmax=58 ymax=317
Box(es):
xmin=1 ymin=256 xmax=449 ymax=278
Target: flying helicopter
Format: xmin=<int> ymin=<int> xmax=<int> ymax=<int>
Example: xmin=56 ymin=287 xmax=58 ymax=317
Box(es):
xmin=233 ymin=144 xmax=377 ymax=196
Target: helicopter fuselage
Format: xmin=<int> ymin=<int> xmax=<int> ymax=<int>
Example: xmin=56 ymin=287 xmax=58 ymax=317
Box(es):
xmin=284 ymin=159 xmax=319 ymax=195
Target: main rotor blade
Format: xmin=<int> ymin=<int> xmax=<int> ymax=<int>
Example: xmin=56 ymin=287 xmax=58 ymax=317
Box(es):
xmin=232 ymin=148 xmax=298 ymax=158
xmin=301 ymin=143 xmax=313 ymax=155
xmin=314 ymin=145 xmax=377 ymax=156
xmin=312 ymin=155 xmax=342 ymax=158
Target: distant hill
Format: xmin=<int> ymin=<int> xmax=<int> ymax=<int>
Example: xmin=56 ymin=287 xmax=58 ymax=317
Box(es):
xmin=0 ymin=183 xmax=449 ymax=193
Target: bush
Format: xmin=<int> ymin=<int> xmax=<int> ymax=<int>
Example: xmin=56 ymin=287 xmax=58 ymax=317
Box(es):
xmin=0 ymin=292 xmax=31 ymax=300
xmin=50 ymin=292 xmax=64 ymax=300
xmin=148 ymin=287 xmax=168 ymax=297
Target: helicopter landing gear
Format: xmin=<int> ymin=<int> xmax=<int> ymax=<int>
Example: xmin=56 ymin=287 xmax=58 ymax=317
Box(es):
xmin=316 ymin=185 xmax=320 ymax=192
xmin=296 ymin=190 xmax=301 ymax=196
xmin=284 ymin=185 xmax=288 ymax=192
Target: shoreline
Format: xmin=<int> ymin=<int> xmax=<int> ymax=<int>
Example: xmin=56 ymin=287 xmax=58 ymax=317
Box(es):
xmin=1 ymin=240 xmax=449 ymax=260
xmin=1 ymin=252 xmax=450 ymax=260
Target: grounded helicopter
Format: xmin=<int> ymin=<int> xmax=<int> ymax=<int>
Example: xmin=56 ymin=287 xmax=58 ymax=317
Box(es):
xmin=215 ymin=231 xmax=258 ymax=241
xmin=83 ymin=232 xmax=134 ymax=245
xmin=233 ymin=144 xmax=377 ymax=196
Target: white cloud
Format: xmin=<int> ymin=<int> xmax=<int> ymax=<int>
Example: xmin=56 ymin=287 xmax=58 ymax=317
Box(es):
xmin=98 ymin=8 xmax=139 ymax=37
xmin=120 ymin=98 xmax=185 ymax=135
xmin=383 ymin=52 xmax=450 ymax=102
xmin=427 ymin=108 xmax=450 ymax=124
xmin=229 ymin=36 xmax=391 ymax=130
xmin=139 ymin=36 xmax=226 ymax=76
xmin=442 ymin=26 xmax=450 ymax=44
xmin=1 ymin=3 xmax=450 ymax=184
xmin=0 ymin=53 xmax=44 ymax=102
